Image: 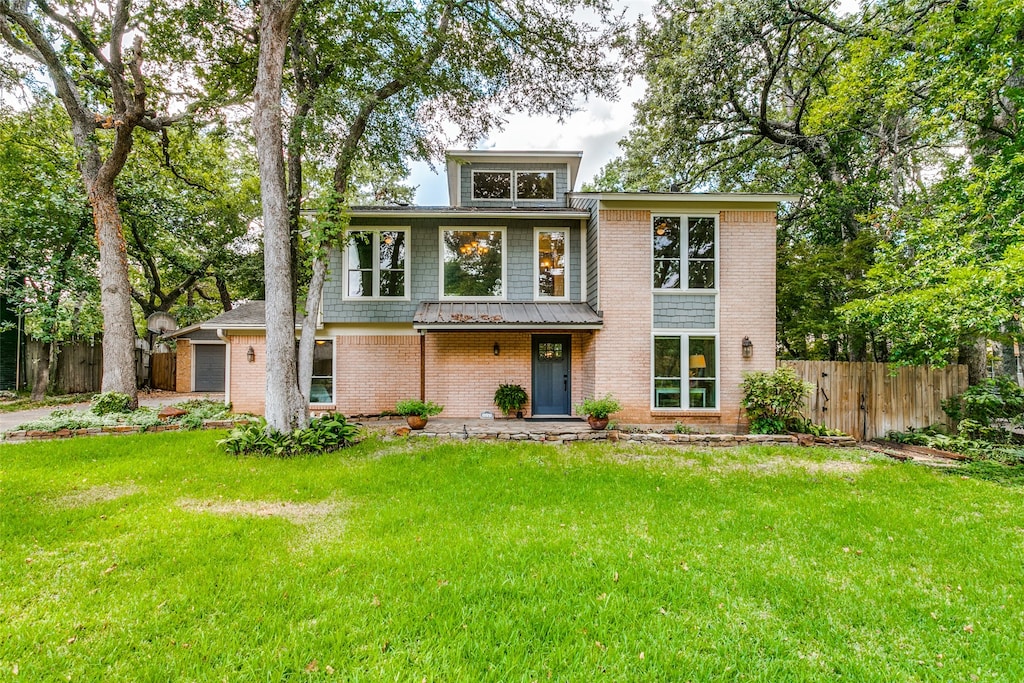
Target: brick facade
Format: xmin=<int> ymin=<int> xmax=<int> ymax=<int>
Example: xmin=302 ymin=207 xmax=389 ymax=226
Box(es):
xmin=228 ymin=335 xmax=266 ymax=414
xmin=335 ymin=335 xmax=420 ymax=415
xmin=175 ymin=339 xmax=191 ymax=392
xmin=587 ymin=207 xmax=777 ymax=429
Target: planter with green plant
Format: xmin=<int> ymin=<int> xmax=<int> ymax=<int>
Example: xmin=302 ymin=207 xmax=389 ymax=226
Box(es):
xmin=394 ymin=399 xmax=444 ymax=429
xmin=576 ymin=394 xmax=621 ymax=430
xmin=493 ymin=383 xmax=528 ymax=418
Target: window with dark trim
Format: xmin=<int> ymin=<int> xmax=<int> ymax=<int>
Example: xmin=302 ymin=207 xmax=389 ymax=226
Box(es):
xmin=346 ymin=230 xmax=408 ymax=298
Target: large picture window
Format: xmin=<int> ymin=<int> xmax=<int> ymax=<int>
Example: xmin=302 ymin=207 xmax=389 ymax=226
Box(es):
xmin=442 ymin=229 xmax=504 ymax=297
xmin=653 ymin=216 xmax=716 ymax=290
xmin=536 ymin=230 xmax=567 ymax=298
xmin=653 ymin=334 xmax=717 ymax=409
xmin=310 ymin=340 xmax=334 ymax=404
xmin=346 ymin=230 xmax=408 ymax=298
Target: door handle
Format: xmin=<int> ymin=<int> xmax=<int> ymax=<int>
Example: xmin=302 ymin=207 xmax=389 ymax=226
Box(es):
xmin=563 ymin=374 xmax=568 ymax=391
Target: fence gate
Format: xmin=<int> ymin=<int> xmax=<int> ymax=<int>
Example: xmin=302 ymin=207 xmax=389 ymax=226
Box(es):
xmin=151 ymin=352 xmax=177 ymax=391
xmin=779 ymin=360 xmax=969 ymax=440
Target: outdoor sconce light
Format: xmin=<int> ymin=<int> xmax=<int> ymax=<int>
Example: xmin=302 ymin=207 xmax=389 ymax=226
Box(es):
xmin=493 ymin=342 xmax=500 ymax=356
xmin=247 ymin=346 xmax=256 ymax=363
xmin=742 ymin=336 xmax=753 ymax=359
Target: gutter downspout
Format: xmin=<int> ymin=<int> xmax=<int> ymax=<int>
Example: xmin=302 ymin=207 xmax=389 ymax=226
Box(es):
xmin=420 ymin=331 xmax=426 ymax=401
xmin=216 ymin=328 xmax=231 ymax=407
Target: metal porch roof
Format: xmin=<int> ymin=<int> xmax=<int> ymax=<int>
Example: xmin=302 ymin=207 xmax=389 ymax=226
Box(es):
xmin=413 ymin=301 xmax=603 ymax=330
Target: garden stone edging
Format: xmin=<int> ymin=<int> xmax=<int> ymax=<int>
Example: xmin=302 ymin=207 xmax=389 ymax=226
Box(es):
xmin=379 ymin=426 xmax=857 ymax=447
xmin=2 ymin=418 xmax=257 ymax=442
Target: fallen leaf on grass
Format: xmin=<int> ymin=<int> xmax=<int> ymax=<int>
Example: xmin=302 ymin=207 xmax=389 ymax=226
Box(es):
xmin=305 ymin=659 xmax=318 ymax=672
xmin=102 ymin=563 xmax=117 ymax=575
xmin=963 ymin=624 xmax=974 ymax=633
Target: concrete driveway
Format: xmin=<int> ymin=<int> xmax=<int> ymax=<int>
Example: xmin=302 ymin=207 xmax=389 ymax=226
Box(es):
xmin=0 ymin=391 xmax=225 ymax=434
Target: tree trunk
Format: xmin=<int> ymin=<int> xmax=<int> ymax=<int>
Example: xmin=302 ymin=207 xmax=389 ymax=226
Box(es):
xmin=254 ymin=0 xmax=306 ymax=433
xmin=90 ymin=185 xmax=139 ymax=406
xmin=958 ymin=337 xmax=989 ymax=385
xmin=31 ymin=340 xmax=52 ymax=401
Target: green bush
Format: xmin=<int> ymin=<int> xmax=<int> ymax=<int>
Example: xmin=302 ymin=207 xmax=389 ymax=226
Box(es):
xmin=740 ymin=368 xmax=813 ymax=434
xmin=493 ymin=384 xmax=528 ymax=415
xmin=90 ymin=392 xmax=133 ymax=415
xmin=394 ymin=399 xmax=444 ymax=418
xmin=219 ymin=414 xmax=362 ymax=457
xmin=576 ymin=394 xmax=621 ymax=419
xmin=942 ymin=377 xmax=1024 ymax=429
xmin=174 ymin=400 xmax=233 ymax=431
xmin=16 ymin=407 xmax=162 ymax=431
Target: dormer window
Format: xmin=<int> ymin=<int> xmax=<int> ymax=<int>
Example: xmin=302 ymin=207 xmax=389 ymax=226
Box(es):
xmin=516 ymin=172 xmax=555 ymax=200
xmin=471 ymin=170 xmax=556 ymax=201
xmin=472 ymin=171 xmax=512 ymax=199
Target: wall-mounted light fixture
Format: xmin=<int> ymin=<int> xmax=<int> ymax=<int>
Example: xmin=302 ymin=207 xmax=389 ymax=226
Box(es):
xmin=742 ymin=336 xmax=753 ymax=359
xmin=493 ymin=342 xmax=500 ymax=356
xmin=247 ymin=346 xmax=256 ymax=363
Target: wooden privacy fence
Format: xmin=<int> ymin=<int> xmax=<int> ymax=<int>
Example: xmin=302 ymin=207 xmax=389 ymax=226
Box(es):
xmin=779 ymin=360 xmax=969 ymax=440
xmin=25 ymin=340 xmax=103 ymax=394
xmin=151 ymin=352 xmax=177 ymax=391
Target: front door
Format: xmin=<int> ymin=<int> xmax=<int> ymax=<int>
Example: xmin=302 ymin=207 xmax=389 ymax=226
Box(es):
xmin=532 ymin=335 xmax=571 ymax=416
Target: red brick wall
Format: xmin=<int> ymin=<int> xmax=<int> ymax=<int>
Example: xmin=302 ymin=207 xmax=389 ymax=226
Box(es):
xmin=591 ymin=209 xmax=654 ymax=422
xmin=229 ymin=335 xmax=266 ymax=415
xmin=719 ymin=210 xmax=777 ymax=428
xmin=335 ymin=335 xmax=420 ymax=415
xmin=175 ymin=340 xmax=191 ymax=392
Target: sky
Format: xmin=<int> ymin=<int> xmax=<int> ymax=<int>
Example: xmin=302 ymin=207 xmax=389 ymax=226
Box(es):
xmin=408 ymin=0 xmax=860 ymax=205
xmin=408 ymin=0 xmax=656 ymax=205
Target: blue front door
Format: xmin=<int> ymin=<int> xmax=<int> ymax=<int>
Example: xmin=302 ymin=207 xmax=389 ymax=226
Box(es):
xmin=532 ymin=335 xmax=571 ymax=416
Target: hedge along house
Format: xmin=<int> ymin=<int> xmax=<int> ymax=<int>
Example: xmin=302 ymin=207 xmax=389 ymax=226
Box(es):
xmin=177 ymin=150 xmax=794 ymax=431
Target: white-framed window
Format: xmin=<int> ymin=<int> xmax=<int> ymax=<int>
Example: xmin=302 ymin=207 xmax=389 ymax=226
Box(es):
xmin=653 ymin=215 xmax=717 ymax=290
xmin=516 ymin=171 xmax=555 ymax=200
xmin=652 ymin=333 xmax=717 ymax=409
xmin=472 ymin=171 xmax=512 ymax=200
xmin=345 ymin=229 xmax=409 ymax=299
xmin=535 ymin=228 xmax=569 ymax=299
xmin=471 ymin=170 xmax=556 ymax=201
xmin=440 ymin=227 xmax=505 ymax=298
xmin=310 ymin=339 xmax=334 ymax=404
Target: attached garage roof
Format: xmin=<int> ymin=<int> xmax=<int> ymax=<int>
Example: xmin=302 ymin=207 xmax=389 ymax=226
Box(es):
xmin=164 ymin=301 xmax=300 ymax=339
xmin=413 ymin=301 xmax=603 ymax=330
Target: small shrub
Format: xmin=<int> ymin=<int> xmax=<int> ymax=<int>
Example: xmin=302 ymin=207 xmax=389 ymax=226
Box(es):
xmin=576 ymin=394 xmax=621 ymax=419
xmin=219 ymin=414 xmax=361 ymax=457
xmin=90 ymin=392 xmax=133 ymax=415
xmin=493 ymin=384 xmax=528 ymax=415
xmin=943 ymin=377 xmax=1024 ymax=429
xmin=174 ymin=399 xmax=233 ymax=431
xmin=741 ymin=368 xmax=813 ymax=434
xmin=789 ymin=417 xmax=847 ymax=437
xmin=394 ymin=399 xmax=444 ymax=418
xmin=673 ymin=422 xmax=693 ymax=434
xmin=16 ymin=406 xmax=161 ymax=431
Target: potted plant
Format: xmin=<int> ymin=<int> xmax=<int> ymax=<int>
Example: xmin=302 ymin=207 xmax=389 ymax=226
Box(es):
xmin=576 ymin=394 xmax=622 ymax=430
xmin=394 ymin=399 xmax=444 ymax=430
xmin=493 ymin=383 xmax=528 ymax=418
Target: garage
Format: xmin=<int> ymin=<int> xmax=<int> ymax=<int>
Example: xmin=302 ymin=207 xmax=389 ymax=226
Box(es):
xmin=192 ymin=343 xmax=226 ymax=392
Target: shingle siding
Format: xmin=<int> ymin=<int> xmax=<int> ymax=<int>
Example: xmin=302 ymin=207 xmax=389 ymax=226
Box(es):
xmin=652 ymin=294 xmax=716 ymax=329
xmin=569 ymin=196 xmax=600 ymax=309
xmin=323 ymin=217 xmax=583 ymax=323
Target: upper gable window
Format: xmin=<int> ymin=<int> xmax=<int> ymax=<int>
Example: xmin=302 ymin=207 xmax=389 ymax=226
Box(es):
xmin=516 ymin=172 xmax=555 ymax=200
xmin=653 ymin=215 xmax=716 ymax=290
xmin=472 ymin=171 xmax=512 ymax=199
xmin=471 ymin=170 xmax=556 ymax=201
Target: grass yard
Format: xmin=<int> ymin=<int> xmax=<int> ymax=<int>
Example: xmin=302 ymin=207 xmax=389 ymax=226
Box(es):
xmin=2 ymin=433 xmax=1023 ymax=681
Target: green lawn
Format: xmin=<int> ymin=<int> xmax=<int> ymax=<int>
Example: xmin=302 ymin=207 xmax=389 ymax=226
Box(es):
xmin=2 ymin=433 xmax=1022 ymax=681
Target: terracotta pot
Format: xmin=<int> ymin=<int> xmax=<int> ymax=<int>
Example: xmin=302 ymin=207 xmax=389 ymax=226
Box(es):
xmin=587 ymin=416 xmax=609 ymax=430
xmin=406 ymin=415 xmax=428 ymax=430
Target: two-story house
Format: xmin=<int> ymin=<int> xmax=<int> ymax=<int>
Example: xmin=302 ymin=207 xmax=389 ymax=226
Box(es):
xmin=171 ymin=149 xmax=792 ymax=430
